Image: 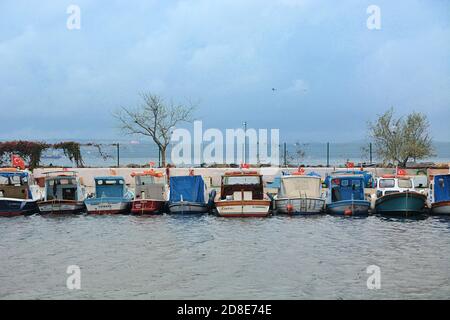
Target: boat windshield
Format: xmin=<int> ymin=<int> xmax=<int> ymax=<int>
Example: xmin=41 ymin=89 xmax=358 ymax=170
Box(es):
xmin=137 ymin=175 xmax=155 ymax=185
xmin=379 ymin=179 xmax=395 ymax=188
xmin=223 ymin=176 xmax=260 ymax=185
xmin=0 ymin=175 xmax=26 ymax=186
xmin=398 ymin=179 xmax=412 ymax=188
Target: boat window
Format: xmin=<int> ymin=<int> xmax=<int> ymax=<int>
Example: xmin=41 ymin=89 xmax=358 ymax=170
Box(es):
xmin=341 ymin=179 xmax=349 ymax=187
xmin=379 ymin=179 xmax=395 ymax=188
xmin=138 ymin=176 xmax=155 ymax=185
xmin=0 ymin=176 xmax=9 ymax=185
xmin=398 ymin=179 xmax=412 ymax=188
xmin=438 ymin=178 xmax=445 ymax=188
xmin=58 ymin=179 xmax=75 ymax=185
xmin=352 ymin=180 xmax=361 ymax=189
xmin=97 ymin=179 xmax=123 ymax=185
xmin=223 ymin=176 xmax=260 ymax=185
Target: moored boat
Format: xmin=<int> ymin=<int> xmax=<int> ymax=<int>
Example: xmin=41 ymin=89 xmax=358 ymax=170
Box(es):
xmin=37 ymin=171 xmax=86 ymax=214
xmin=274 ymin=174 xmax=325 ymax=215
xmin=0 ymin=168 xmax=40 ymax=217
xmin=215 ymin=171 xmax=270 ymax=217
xmin=168 ymin=175 xmax=209 ymax=214
xmin=84 ymin=176 xmax=134 ymax=214
xmin=325 ymin=174 xmax=370 ymax=216
xmin=429 ymin=174 xmax=450 ymax=215
xmin=131 ymin=170 xmax=166 ymax=215
xmin=374 ymin=176 xmax=427 ymax=216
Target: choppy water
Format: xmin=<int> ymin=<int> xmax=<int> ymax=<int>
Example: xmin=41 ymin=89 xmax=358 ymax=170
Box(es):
xmin=1 ymin=214 xmax=449 ymax=300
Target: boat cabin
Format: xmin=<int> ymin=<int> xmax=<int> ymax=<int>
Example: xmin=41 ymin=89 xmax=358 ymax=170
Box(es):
xmin=375 ymin=176 xmax=415 ymax=198
xmin=329 ymin=175 xmax=365 ymax=202
xmin=134 ymin=173 xmax=165 ymax=201
xmin=94 ymin=176 xmax=127 ymax=199
xmin=44 ymin=172 xmax=84 ymax=201
xmin=220 ymin=171 xmax=264 ymax=201
xmin=278 ymin=175 xmax=322 ymax=199
xmin=429 ymin=174 xmax=450 ymax=204
xmin=0 ymin=170 xmax=32 ymax=200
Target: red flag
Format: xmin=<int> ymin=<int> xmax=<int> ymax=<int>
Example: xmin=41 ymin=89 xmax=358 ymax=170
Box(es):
xmin=397 ymin=168 xmax=407 ymax=176
xmin=189 ymin=169 xmax=195 ymax=176
xmin=346 ymin=162 xmax=354 ymax=168
xmin=149 ymin=161 xmax=155 ymax=167
xmin=11 ymin=155 xmax=25 ymax=170
xmin=240 ymin=163 xmax=250 ymax=169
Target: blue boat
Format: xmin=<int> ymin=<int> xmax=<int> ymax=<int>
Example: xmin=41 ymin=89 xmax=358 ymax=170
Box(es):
xmin=429 ymin=174 xmax=450 ymax=215
xmin=84 ymin=176 xmax=134 ymax=214
xmin=168 ymin=175 xmax=209 ymax=214
xmin=0 ymin=169 xmax=39 ymax=217
xmin=326 ymin=175 xmax=370 ymax=216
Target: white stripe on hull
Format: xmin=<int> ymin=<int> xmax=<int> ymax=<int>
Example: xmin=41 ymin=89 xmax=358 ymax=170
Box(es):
xmin=38 ymin=203 xmax=84 ymax=213
xmin=216 ymin=203 xmax=270 ymax=217
xmin=85 ymin=202 xmax=130 ymax=214
xmin=275 ymin=198 xmax=325 ymax=214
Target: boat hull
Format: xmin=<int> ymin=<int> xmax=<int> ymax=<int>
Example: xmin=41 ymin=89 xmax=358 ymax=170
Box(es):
xmin=168 ymin=202 xmax=209 ymax=214
xmin=131 ymin=199 xmax=165 ymax=215
xmin=38 ymin=200 xmax=85 ymax=214
xmin=0 ymin=198 xmax=39 ymax=217
xmin=84 ymin=198 xmax=131 ymax=215
xmin=375 ymin=192 xmax=427 ymax=216
xmin=215 ymin=200 xmax=270 ymax=217
xmin=275 ymin=198 xmax=325 ymax=215
xmin=430 ymin=201 xmax=450 ymax=215
xmin=327 ymin=200 xmax=370 ymax=216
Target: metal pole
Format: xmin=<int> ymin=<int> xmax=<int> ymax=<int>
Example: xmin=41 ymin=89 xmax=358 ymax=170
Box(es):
xmin=369 ymin=142 xmax=373 ymax=164
xmin=243 ymin=121 xmax=247 ymax=164
xmin=326 ymin=142 xmax=330 ymax=168
xmin=284 ymin=142 xmax=287 ymax=167
xmin=116 ymin=143 xmax=120 ymax=168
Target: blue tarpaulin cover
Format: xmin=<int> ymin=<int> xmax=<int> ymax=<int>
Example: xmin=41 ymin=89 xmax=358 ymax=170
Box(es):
xmin=434 ymin=174 xmax=450 ymax=202
xmin=331 ymin=176 xmax=365 ymax=201
xmin=170 ymin=175 xmax=205 ymax=203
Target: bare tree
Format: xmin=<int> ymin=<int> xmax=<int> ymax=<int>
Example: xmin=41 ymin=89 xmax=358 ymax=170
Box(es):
xmin=114 ymin=93 xmax=195 ymax=167
xmin=368 ymin=108 xmax=434 ymax=167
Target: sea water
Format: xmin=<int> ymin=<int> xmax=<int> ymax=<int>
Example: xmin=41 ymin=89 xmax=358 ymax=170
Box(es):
xmin=1 ymin=214 xmax=449 ymax=299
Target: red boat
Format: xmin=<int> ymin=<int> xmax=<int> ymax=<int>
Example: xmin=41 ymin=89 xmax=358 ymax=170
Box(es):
xmin=130 ymin=170 xmax=166 ymax=215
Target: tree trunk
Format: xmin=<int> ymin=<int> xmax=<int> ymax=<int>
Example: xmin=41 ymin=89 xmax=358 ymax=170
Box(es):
xmin=160 ymin=146 xmax=167 ymax=167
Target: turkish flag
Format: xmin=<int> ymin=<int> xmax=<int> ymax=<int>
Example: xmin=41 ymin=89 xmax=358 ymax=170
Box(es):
xmin=11 ymin=155 xmax=26 ymax=170
xmin=397 ymin=168 xmax=407 ymax=176
xmin=241 ymin=163 xmax=250 ymax=169
xmin=346 ymin=162 xmax=355 ymax=168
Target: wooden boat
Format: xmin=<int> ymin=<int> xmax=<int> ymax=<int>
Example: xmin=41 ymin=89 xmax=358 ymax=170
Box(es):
xmin=130 ymin=170 xmax=166 ymax=215
xmin=274 ymin=174 xmax=325 ymax=215
xmin=84 ymin=176 xmax=134 ymax=214
xmin=325 ymin=174 xmax=370 ymax=216
xmin=38 ymin=171 xmax=86 ymax=214
xmin=215 ymin=171 xmax=270 ymax=217
xmin=429 ymin=174 xmax=450 ymax=215
xmin=167 ymin=175 xmax=209 ymax=214
xmin=0 ymin=168 xmax=40 ymax=217
xmin=374 ymin=176 xmax=427 ymax=216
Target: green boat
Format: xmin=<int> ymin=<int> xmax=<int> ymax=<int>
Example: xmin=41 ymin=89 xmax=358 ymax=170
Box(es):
xmin=374 ymin=176 xmax=427 ymax=216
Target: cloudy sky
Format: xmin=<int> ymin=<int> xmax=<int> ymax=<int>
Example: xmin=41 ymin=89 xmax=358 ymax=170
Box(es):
xmin=1 ymin=0 xmax=449 ymax=142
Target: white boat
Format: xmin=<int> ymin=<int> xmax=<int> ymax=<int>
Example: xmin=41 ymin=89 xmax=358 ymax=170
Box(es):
xmin=38 ymin=171 xmax=86 ymax=214
xmin=274 ymin=175 xmax=325 ymax=215
xmin=215 ymin=171 xmax=270 ymax=217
